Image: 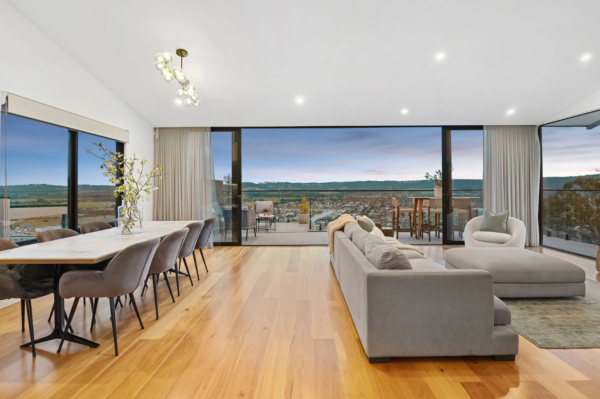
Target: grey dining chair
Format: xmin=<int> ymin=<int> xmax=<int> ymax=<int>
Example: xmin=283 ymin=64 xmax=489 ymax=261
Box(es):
xmin=37 ymin=229 xmax=97 ymax=322
xmin=58 ymin=238 xmax=160 ymax=356
xmin=194 ymin=218 xmax=216 ymax=278
xmin=80 ymin=221 xmax=113 ymax=235
xmin=0 ymin=239 xmax=54 ymax=357
xmin=147 ymin=228 xmax=188 ymax=319
xmin=174 ymin=222 xmax=204 ymax=295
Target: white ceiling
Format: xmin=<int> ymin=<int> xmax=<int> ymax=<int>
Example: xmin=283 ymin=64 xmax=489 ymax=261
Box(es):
xmin=8 ymin=0 xmax=600 ymax=127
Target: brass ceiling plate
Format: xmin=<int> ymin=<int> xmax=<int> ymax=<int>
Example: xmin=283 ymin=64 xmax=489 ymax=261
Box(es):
xmin=176 ymin=49 xmax=188 ymax=58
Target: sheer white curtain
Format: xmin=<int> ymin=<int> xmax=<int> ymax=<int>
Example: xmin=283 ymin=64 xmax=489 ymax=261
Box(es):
xmin=483 ymin=125 xmax=540 ymax=246
xmin=153 ymin=127 xmax=215 ymax=247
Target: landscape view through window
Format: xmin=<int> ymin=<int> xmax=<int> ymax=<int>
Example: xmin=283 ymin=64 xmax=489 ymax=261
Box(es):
xmin=212 ymin=127 xmax=484 ymax=235
xmin=0 ymin=114 xmax=116 ymax=241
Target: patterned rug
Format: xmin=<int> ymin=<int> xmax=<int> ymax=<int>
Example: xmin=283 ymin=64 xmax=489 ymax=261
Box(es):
xmin=435 ymin=260 xmax=600 ymax=349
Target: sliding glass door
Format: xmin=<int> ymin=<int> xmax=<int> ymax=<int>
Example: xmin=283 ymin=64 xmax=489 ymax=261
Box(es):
xmin=211 ymin=128 xmax=241 ymax=245
xmin=442 ymin=127 xmax=484 ymax=244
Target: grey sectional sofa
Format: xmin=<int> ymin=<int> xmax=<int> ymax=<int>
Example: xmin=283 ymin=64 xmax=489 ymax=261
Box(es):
xmin=330 ymin=224 xmax=519 ymax=363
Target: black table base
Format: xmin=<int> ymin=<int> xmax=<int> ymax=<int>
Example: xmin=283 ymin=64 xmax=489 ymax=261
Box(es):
xmin=21 ymin=265 xmax=100 ymax=350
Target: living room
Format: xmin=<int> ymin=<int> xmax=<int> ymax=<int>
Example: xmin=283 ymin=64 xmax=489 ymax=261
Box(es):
xmin=1 ymin=1 xmax=600 ymax=398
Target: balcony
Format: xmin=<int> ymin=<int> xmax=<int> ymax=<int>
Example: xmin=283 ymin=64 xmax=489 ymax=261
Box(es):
xmin=238 ymin=189 xmax=483 ymax=246
xmin=542 ymin=189 xmax=600 ymax=258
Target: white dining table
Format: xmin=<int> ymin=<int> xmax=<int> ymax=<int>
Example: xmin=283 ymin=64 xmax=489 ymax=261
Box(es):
xmin=0 ymin=221 xmax=194 ymax=351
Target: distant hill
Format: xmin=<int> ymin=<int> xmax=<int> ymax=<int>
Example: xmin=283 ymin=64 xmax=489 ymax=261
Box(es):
xmin=542 ymin=175 xmax=598 ymax=189
xmin=242 ymin=180 xmax=483 ymax=191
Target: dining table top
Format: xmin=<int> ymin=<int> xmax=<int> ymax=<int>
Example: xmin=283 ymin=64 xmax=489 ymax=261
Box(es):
xmin=0 ymin=221 xmax=194 ymax=265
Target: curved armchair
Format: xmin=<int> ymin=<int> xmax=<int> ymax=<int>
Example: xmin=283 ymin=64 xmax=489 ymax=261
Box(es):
xmin=464 ymin=216 xmax=526 ymax=248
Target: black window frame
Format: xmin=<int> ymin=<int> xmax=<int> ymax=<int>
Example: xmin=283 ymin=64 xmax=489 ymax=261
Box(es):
xmin=1 ymin=112 xmax=125 ymax=237
xmin=212 ymin=125 xmax=483 ymax=246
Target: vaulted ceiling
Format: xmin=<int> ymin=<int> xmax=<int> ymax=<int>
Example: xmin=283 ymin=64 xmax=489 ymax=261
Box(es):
xmin=8 ymin=0 xmax=600 ymax=127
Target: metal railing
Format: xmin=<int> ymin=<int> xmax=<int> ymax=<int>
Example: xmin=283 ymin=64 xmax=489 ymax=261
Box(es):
xmin=241 ymin=189 xmax=483 ymax=232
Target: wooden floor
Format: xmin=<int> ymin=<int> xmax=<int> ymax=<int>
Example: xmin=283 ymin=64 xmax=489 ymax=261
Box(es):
xmin=1 ymin=245 xmax=600 ymax=398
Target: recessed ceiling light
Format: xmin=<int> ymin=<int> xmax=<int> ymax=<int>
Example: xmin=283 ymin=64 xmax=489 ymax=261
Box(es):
xmin=435 ymin=52 xmax=445 ymax=61
xmin=506 ymin=108 xmax=516 ymax=115
xmin=295 ymin=96 xmax=305 ymax=105
xmin=175 ymin=99 xmax=183 ymax=105
xmin=580 ymin=53 xmax=592 ymax=62
xmin=400 ymin=108 xmax=409 ymax=115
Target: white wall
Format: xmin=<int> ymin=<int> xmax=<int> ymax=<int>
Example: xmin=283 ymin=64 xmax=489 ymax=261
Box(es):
xmin=0 ymin=0 xmax=155 ymax=221
xmin=542 ymin=87 xmax=600 ymax=124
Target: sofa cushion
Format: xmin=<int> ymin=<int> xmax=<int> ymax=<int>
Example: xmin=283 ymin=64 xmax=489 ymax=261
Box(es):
xmin=365 ymin=238 xmax=412 ymax=270
xmin=410 ymin=259 xmax=447 ymax=272
xmin=370 ymin=226 xmax=386 ymax=240
xmin=352 ymin=230 xmax=373 ymax=254
xmin=481 ymin=210 xmax=509 ymax=233
xmin=494 ymin=296 xmax=511 ymax=325
xmin=473 ymin=231 xmax=512 ymax=244
xmin=343 ymin=223 xmax=361 ymax=239
xmin=357 ymin=216 xmax=375 ymax=232
xmin=444 ymin=248 xmax=586 ymax=284
xmin=398 ymin=250 xmax=425 ymax=260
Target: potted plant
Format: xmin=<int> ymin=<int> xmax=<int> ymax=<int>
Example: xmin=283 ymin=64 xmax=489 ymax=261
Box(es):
xmin=88 ymin=141 xmax=164 ymax=234
xmin=298 ymin=196 xmax=310 ymax=224
xmin=263 ymin=207 xmax=270 ymax=216
xmin=425 ymin=170 xmax=443 ymax=198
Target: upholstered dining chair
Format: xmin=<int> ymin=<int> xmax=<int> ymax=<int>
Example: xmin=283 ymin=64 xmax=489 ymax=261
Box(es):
xmin=80 ymin=221 xmax=113 ymax=234
xmin=174 ymin=222 xmax=204 ymax=295
xmin=58 ymin=238 xmax=160 ymax=356
xmin=37 ymin=228 xmax=79 ymax=243
xmin=37 ymin=229 xmax=99 ymax=322
xmin=0 ymin=239 xmax=54 ymax=357
xmin=194 ymin=217 xmax=216 ymax=278
xmin=147 ymin=228 xmax=188 ymax=319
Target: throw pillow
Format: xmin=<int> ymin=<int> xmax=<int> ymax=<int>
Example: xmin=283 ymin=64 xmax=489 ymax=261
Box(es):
xmin=370 ymin=226 xmax=386 ymax=240
xmin=481 ymin=210 xmax=509 ymax=233
xmin=357 ymin=215 xmax=375 ymax=232
xmin=365 ymin=238 xmax=412 ymax=270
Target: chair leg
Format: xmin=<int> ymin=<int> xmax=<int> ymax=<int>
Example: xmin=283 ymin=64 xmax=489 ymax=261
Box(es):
xmin=90 ymin=297 xmax=99 ymax=331
xmin=64 ymin=309 xmax=74 ymax=333
xmin=108 ymin=297 xmax=119 ymax=356
xmin=200 ymin=248 xmax=208 ymax=273
xmin=141 ymin=275 xmax=150 ymax=297
xmin=57 ymin=297 xmax=80 ymax=354
xmin=192 ymin=251 xmax=200 ymax=281
xmin=25 ymin=300 xmax=36 ymax=357
xmin=182 ymin=258 xmax=194 ymax=286
xmin=129 ymin=293 xmax=144 ymax=329
xmin=21 ymin=300 xmax=25 ymax=332
xmin=48 ymin=303 xmax=55 ymax=322
xmin=175 ymin=261 xmax=180 ymax=297
xmin=152 ymin=274 xmax=159 ymax=320
xmin=163 ymin=272 xmax=176 ymax=303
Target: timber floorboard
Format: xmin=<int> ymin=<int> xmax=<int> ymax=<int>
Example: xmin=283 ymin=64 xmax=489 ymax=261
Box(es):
xmin=0 ymin=245 xmax=599 ymax=398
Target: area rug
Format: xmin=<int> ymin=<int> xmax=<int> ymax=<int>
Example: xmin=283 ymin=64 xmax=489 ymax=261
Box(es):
xmin=434 ymin=260 xmax=600 ymax=349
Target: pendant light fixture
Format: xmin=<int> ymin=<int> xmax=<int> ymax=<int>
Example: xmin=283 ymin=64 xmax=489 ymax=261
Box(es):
xmin=154 ymin=49 xmax=200 ymax=107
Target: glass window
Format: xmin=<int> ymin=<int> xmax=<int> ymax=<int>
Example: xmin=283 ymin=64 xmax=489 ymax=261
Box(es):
xmin=0 ymin=114 xmax=69 ymax=242
xmin=542 ymin=126 xmax=600 ymax=257
xmin=241 ymin=127 xmax=442 ymax=244
xmin=78 ymin=132 xmax=117 ymax=225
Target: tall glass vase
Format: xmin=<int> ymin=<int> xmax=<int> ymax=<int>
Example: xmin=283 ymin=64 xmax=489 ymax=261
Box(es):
xmin=118 ymin=200 xmax=144 ymax=235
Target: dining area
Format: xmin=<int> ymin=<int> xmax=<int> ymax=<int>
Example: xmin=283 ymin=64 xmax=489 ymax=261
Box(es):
xmin=0 ymin=219 xmax=216 ymax=358
xmin=391 ymin=195 xmax=480 ymax=243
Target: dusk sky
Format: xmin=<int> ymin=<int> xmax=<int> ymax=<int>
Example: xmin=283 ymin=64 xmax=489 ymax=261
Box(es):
xmin=214 ymin=127 xmax=484 ymax=183
xmin=0 ymin=114 xmax=115 ymax=186
xmin=542 ymin=126 xmax=600 ymax=177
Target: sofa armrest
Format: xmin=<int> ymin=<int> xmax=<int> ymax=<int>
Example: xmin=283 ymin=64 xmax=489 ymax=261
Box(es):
xmin=364 ymin=269 xmax=495 ymax=357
